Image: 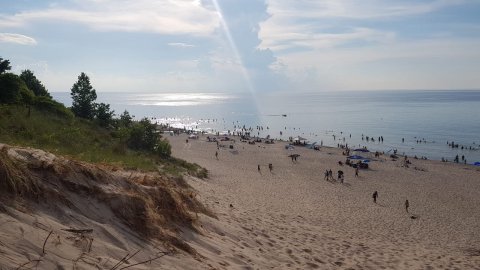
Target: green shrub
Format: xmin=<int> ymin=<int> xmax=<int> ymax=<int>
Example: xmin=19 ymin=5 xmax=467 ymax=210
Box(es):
xmin=155 ymin=139 xmax=172 ymax=158
xmin=34 ymin=96 xmax=74 ymax=118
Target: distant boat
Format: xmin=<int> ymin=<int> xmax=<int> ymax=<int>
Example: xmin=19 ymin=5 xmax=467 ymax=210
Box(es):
xmin=282 ymin=114 xmax=287 ymax=117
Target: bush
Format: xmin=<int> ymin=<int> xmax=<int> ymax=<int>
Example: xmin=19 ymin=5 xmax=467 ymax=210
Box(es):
xmin=155 ymin=139 xmax=172 ymax=158
xmin=127 ymin=118 xmax=157 ymax=151
xmin=34 ymin=96 xmax=74 ymax=118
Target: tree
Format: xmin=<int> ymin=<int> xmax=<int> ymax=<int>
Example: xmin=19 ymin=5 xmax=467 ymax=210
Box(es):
xmin=119 ymin=110 xmax=133 ymax=127
xmin=70 ymin=72 xmax=97 ymax=119
xmin=20 ymin=69 xmax=51 ymax=97
xmin=95 ymin=102 xmax=114 ymax=128
xmin=0 ymin=57 xmax=11 ymax=74
xmin=0 ymin=73 xmax=34 ymax=104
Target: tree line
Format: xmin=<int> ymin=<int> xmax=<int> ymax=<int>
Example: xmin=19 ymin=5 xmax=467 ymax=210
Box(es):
xmin=0 ymin=57 xmax=171 ymax=158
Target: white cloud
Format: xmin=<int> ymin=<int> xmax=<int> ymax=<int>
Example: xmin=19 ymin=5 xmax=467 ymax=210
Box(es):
xmin=256 ymin=0 xmax=479 ymax=90
xmin=259 ymin=0 xmax=464 ymax=52
xmin=0 ymin=0 xmax=220 ymax=36
xmin=273 ymin=37 xmax=480 ymax=90
xmin=0 ymin=33 xmax=37 ymax=45
xmin=168 ymin=42 xmax=195 ymax=48
xmin=263 ymin=0 xmax=464 ymax=21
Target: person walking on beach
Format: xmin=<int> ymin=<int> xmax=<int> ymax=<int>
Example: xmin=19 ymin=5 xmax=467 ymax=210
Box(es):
xmin=355 ymin=167 xmax=359 ymax=177
xmin=258 ymin=164 xmax=261 ymax=172
xmin=215 ymin=151 xmax=218 ymax=160
xmin=268 ymin=163 xmax=273 ymax=172
xmin=405 ymin=199 xmax=409 ymax=213
xmin=324 ymin=170 xmax=329 ymax=181
xmin=372 ymin=191 xmax=378 ymax=203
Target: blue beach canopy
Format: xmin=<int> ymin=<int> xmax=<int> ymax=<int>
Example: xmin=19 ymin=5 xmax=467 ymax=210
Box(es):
xmin=474 ymin=162 xmax=480 ymax=166
xmin=348 ymin=155 xmax=364 ymax=159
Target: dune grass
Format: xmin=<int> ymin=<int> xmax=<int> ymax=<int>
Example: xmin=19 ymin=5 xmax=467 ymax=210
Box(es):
xmin=0 ymin=105 xmax=207 ymax=178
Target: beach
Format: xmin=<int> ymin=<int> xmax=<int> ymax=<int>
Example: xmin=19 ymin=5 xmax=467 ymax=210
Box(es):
xmin=1 ymin=134 xmax=479 ymax=269
xmin=168 ymin=133 xmax=480 ymax=269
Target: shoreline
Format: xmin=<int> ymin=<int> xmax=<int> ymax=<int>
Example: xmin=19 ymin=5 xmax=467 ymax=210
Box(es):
xmin=167 ymin=129 xmax=480 ymax=166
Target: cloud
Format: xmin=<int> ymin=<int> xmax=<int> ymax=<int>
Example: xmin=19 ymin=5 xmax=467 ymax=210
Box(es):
xmin=272 ymin=37 xmax=480 ymax=90
xmin=263 ymin=0 xmax=464 ymax=21
xmin=0 ymin=33 xmax=37 ymax=45
xmin=255 ymin=0 xmax=479 ymax=90
xmin=260 ymin=27 xmax=396 ymax=52
xmin=0 ymin=0 xmax=220 ymax=36
xmin=259 ymin=0 xmax=465 ymax=52
xmin=168 ymin=42 xmax=195 ymax=48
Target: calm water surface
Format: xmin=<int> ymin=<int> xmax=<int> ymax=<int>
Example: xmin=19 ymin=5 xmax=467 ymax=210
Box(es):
xmin=52 ymin=90 xmax=480 ymax=163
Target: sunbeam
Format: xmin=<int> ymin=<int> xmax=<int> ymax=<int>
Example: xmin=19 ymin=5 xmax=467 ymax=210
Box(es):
xmin=211 ymin=0 xmax=255 ymax=94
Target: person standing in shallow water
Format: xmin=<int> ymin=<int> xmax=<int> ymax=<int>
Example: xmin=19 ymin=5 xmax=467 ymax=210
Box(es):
xmin=405 ymin=199 xmax=409 ymax=213
xmin=372 ymin=191 xmax=378 ymax=203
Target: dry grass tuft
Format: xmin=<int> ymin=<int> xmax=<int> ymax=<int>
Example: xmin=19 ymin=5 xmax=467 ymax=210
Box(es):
xmin=0 ymin=148 xmax=41 ymax=197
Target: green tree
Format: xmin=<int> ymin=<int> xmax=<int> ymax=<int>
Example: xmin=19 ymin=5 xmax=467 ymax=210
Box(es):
xmin=119 ymin=110 xmax=133 ymax=127
xmin=0 ymin=73 xmax=34 ymax=104
xmin=20 ymin=70 xmax=51 ymax=97
xmin=95 ymin=102 xmax=115 ymax=128
xmin=127 ymin=118 xmax=158 ymax=151
xmin=0 ymin=57 xmax=11 ymax=74
xmin=70 ymin=72 xmax=97 ymax=119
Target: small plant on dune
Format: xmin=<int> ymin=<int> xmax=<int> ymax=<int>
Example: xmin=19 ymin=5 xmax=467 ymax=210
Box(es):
xmin=0 ymin=149 xmax=40 ymax=197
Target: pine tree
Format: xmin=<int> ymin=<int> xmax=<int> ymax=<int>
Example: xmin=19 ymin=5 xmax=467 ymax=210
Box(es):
xmin=0 ymin=57 xmax=11 ymax=74
xmin=20 ymin=69 xmax=51 ymax=97
xmin=70 ymin=72 xmax=97 ymax=119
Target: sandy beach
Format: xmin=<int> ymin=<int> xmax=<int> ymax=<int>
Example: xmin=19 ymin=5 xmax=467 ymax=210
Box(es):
xmin=168 ymin=133 xmax=480 ymax=269
xmin=1 ymin=134 xmax=479 ymax=270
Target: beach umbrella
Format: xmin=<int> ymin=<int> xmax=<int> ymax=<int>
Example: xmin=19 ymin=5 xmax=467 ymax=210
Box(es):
xmin=474 ymin=162 xmax=480 ymax=166
xmin=348 ymin=155 xmax=364 ymax=160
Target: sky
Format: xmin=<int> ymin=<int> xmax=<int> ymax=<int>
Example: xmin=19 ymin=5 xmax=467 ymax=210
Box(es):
xmin=1 ymin=0 xmax=480 ymax=93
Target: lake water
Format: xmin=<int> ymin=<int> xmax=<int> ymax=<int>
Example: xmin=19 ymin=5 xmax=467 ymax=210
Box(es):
xmin=52 ymin=90 xmax=480 ymax=163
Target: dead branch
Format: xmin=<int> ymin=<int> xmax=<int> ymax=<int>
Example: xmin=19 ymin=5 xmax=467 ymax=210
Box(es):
xmin=109 ymin=253 xmax=130 ymax=270
xmin=42 ymin=230 xmax=53 ymax=255
xmin=118 ymin=252 xmax=171 ymax=270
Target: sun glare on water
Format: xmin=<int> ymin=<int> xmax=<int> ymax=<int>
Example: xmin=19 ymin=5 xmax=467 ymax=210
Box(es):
xmin=128 ymin=93 xmax=235 ymax=106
